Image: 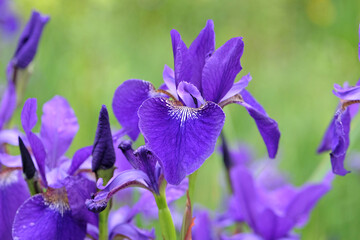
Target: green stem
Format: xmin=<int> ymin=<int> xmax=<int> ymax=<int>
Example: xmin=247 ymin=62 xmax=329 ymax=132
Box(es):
xmin=96 ymin=167 xmax=115 ymax=240
xmin=154 ymin=180 xmax=177 ymax=240
xmin=26 ymin=178 xmax=37 ymax=196
xmin=188 ymin=170 xmax=198 ymax=203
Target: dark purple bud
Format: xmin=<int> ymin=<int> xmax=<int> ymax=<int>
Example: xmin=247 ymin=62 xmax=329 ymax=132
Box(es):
xmin=85 ymin=196 xmax=108 ymax=213
xmin=18 ymin=136 xmax=36 ymax=179
xmin=12 ymin=10 xmax=49 ymax=69
xmin=220 ymin=132 xmax=232 ymax=171
xmin=92 ymin=105 xmax=115 ymax=172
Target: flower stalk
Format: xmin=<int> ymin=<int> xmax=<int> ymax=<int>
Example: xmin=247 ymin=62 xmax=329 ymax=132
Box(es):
xmin=154 ymin=179 xmax=177 ymax=240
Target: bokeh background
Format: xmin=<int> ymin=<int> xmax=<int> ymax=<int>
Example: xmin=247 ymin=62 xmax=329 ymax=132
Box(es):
xmin=1 ymin=0 xmax=360 ymax=239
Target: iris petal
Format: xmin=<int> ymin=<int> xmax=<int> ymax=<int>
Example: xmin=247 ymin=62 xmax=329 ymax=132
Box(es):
xmin=138 ymin=97 xmax=225 ymax=185
xmin=112 ymin=79 xmax=156 ymax=141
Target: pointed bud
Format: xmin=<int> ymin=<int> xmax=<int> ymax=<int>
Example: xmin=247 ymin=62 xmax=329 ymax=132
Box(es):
xmin=92 ymin=105 xmax=115 ymax=172
xmin=18 ymin=136 xmax=36 ymax=179
xmin=221 ymin=132 xmax=232 ymax=171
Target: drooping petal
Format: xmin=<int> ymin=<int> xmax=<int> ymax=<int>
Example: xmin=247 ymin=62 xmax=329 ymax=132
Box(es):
xmin=119 ymin=141 xmax=160 ymax=194
xmin=202 ymin=37 xmax=244 ymax=103
xmin=12 ymin=10 xmax=49 ymax=68
xmin=0 ymin=170 xmax=30 ymax=240
xmin=189 ymin=19 xmax=215 ymax=92
xmin=238 ymin=90 xmax=280 ymax=159
xmin=67 ymin=146 xmax=92 ymax=175
xmin=177 ymin=81 xmax=205 ymax=108
xmin=0 ymin=81 xmax=16 ymax=130
xmin=21 ymin=98 xmax=38 ymax=133
xmin=171 ymin=29 xmax=193 ymax=88
xmin=112 ymin=79 xmax=157 ymax=141
xmin=40 ymin=96 xmax=79 ymax=169
xmin=220 ymin=74 xmax=252 ymax=103
xmin=138 ymin=97 xmax=225 ymax=185
xmin=12 ymin=193 xmax=86 ymax=240
xmin=86 ymin=170 xmax=150 ymax=213
xmin=317 ymin=116 xmax=336 ymax=153
xmin=92 ymin=105 xmax=115 ymax=172
xmin=330 ymin=109 xmax=351 ymax=175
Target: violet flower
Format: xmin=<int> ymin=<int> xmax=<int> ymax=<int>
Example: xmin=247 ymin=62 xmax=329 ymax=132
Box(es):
xmin=11 ymin=97 xmax=97 ymax=239
xmin=317 ymin=81 xmax=360 ymax=175
xmin=227 ymin=165 xmax=332 ymax=240
xmin=113 ymin=19 xmax=280 ymax=185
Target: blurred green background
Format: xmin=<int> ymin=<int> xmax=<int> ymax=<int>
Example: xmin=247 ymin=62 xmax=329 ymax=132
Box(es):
xmin=1 ymin=0 xmax=360 ymax=239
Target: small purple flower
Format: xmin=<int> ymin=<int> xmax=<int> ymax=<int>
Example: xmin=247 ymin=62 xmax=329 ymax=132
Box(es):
xmin=113 ymin=20 xmax=280 ymax=185
xmin=228 ymin=166 xmax=331 ymax=239
xmin=318 ymin=81 xmax=360 ymax=175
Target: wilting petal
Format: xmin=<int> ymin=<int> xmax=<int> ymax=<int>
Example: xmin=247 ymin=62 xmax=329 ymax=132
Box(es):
xmin=189 ymin=19 xmax=215 ymax=92
xmin=21 ymin=98 xmax=38 ymax=133
xmin=171 ymin=29 xmax=193 ymax=87
xmin=12 ymin=193 xmax=86 ymax=240
xmin=177 ymin=81 xmax=205 ymax=108
xmin=330 ymin=109 xmax=351 ymax=175
xmin=138 ymin=97 xmax=225 ymax=185
xmin=0 ymin=81 xmax=16 ymax=130
xmin=112 ymin=79 xmax=157 ymax=141
xmin=86 ymin=170 xmax=150 ymax=213
xmin=220 ymin=74 xmax=252 ymax=103
xmin=238 ymin=90 xmax=280 ymax=158
xmin=92 ymin=106 xmax=115 ymax=172
xmin=40 ymin=96 xmax=79 ymax=169
xmin=119 ymin=141 xmax=160 ymax=194
xmin=202 ymin=37 xmax=244 ymax=103
xmin=0 ymin=170 xmax=30 ymax=240
xmin=67 ymin=146 xmax=92 ymax=175
xmin=12 ymin=11 xmax=49 ymax=68
xmin=163 ymin=65 xmax=177 ymax=98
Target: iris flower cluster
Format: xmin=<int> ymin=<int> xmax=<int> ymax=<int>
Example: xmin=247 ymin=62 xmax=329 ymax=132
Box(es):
xmin=0 ymin=7 xmax=359 ymax=240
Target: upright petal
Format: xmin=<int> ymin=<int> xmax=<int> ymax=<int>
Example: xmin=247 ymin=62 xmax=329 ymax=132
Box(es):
xmin=21 ymin=98 xmax=38 ymax=133
xmin=177 ymin=81 xmax=205 ymax=108
xmin=27 ymin=132 xmax=47 ymax=186
xmin=189 ymin=19 xmax=215 ymax=92
xmin=12 ymin=11 xmax=50 ymax=68
xmin=163 ymin=65 xmax=177 ymax=98
xmin=171 ymin=29 xmax=193 ymax=87
xmin=202 ymin=37 xmax=244 ymax=103
xmin=67 ymin=146 xmax=93 ymax=175
xmin=220 ymin=74 xmax=252 ymax=103
xmin=40 ymin=96 xmax=79 ymax=169
xmin=92 ymin=106 xmax=115 ymax=172
xmin=138 ymin=98 xmax=225 ymax=185
xmin=0 ymin=170 xmax=30 ymax=240
xmin=112 ymin=79 xmax=157 ymax=141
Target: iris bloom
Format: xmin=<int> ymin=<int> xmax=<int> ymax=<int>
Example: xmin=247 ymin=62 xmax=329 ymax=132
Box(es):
xmin=113 ymin=19 xmax=280 ymax=185
xmin=11 ymin=97 xmax=97 ymax=240
xmin=226 ymin=165 xmax=331 ymax=240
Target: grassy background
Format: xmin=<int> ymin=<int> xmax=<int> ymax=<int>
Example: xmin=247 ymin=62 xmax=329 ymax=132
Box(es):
xmin=1 ymin=0 xmax=360 ymax=238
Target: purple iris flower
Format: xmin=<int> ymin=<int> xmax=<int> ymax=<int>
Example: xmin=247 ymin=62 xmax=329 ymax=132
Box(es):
xmin=11 ymin=97 xmax=97 ymax=240
xmin=113 ymin=19 xmax=280 ymax=185
xmin=0 ymin=10 xmax=49 ymax=131
xmin=0 ymin=0 xmax=19 ymax=36
xmin=318 ymin=81 xmax=360 ymax=175
xmin=227 ymin=165 xmax=332 ymax=240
